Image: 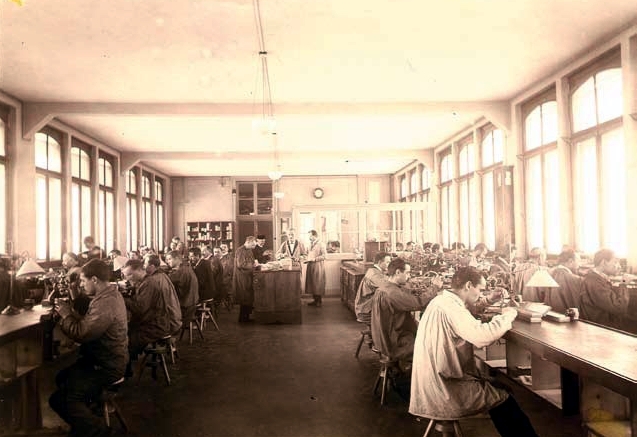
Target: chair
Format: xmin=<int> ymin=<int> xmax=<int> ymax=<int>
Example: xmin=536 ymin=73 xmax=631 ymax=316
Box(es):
xmin=422 ymin=419 xmax=464 ymax=437
xmin=135 ymin=335 xmax=172 ymax=386
xmin=372 ymin=354 xmax=399 ymax=405
xmin=197 ymin=298 xmax=220 ymax=331
xmin=179 ymin=316 xmax=205 ymax=345
xmin=354 ymin=324 xmax=374 ymax=358
xmin=101 ymin=377 xmax=128 ymax=433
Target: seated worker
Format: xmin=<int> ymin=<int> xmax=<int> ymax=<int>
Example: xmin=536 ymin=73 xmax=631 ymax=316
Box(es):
xmin=165 ymin=250 xmax=200 ymax=327
xmin=580 ymin=248 xmax=637 ymax=332
xmin=203 ymin=246 xmax=224 ymax=303
xmin=545 ymin=248 xmax=582 ymax=313
xmin=409 ymin=266 xmax=538 ymax=437
xmin=121 ymin=259 xmax=182 ymax=364
xmin=458 ymin=243 xmax=489 ymax=268
xmin=61 ymin=252 xmax=83 ymax=299
xmin=49 ymin=259 xmax=128 ymax=437
xmin=188 ymin=247 xmax=217 ymax=303
xmin=354 ymin=252 xmax=391 ymax=325
xmin=370 ymin=257 xmax=441 ymax=368
xmin=219 ymin=244 xmax=234 ymax=303
xmin=80 ymin=235 xmax=106 ymax=262
xmin=512 ymin=247 xmax=548 ymax=302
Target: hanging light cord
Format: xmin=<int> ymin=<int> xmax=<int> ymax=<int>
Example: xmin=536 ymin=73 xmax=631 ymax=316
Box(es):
xmin=253 ymin=0 xmax=273 ymax=120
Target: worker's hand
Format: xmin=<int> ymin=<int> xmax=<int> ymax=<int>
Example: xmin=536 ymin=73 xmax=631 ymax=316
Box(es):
xmin=486 ymin=287 xmax=504 ymax=304
xmin=501 ymin=307 xmax=518 ymax=320
xmin=54 ymin=299 xmax=71 ymax=319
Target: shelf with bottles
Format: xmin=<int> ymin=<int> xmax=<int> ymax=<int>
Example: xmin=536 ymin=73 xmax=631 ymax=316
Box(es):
xmin=185 ymin=221 xmax=234 ymax=250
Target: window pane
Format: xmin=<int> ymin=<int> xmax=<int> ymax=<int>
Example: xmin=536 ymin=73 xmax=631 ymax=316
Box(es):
xmin=106 ymin=192 xmax=114 ymax=253
xmin=410 ymin=171 xmax=418 ymax=194
xmin=99 ymin=191 xmax=105 ymax=252
xmin=49 ymin=178 xmax=62 ymax=260
xmin=48 ymin=139 xmax=61 ymax=173
xmin=441 ymin=186 xmax=450 ymax=248
xmin=525 ymin=155 xmax=544 ymax=249
xmin=36 ymin=176 xmax=47 ymax=259
xmin=127 ymin=171 xmax=137 ymax=194
xmin=525 ymin=106 xmax=542 ymax=151
xmin=482 ymin=172 xmax=495 ymax=250
xmin=459 ymin=181 xmax=469 ymax=245
xmin=142 ymin=176 xmax=151 ymax=198
xmin=71 ymin=184 xmax=80 ymax=253
xmin=600 ymin=128 xmax=626 ymax=256
xmin=155 ymin=180 xmax=163 ymax=202
xmin=572 ymin=77 xmax=596 ymax=132
xmin=468 ymin=179 xmax=478 ymax=248
xmin=0 ymin=163 xmax=5 ymax=252
xmin=127 ymin=197 xmax=138 ymax=251
xmin=35 ymin=133 xmax=48 ymax=169
xmin=576 ymin=137 xmax=599 ymax=253
xmin=156 ymin=204 xmax=164 ymax=250
xmin=81 ymin=185 xmax=91 ymax=247
xmin=596 ymin=68 xmax=623 ymax=124
xmin=542 ymin=101 xmax=558 ymax=144
xmin=467 ymin=143 xmax=475 ymax=172
xmin=459 ymin=147 xmax=468 ymax=175
xmin=144 ymin=201 xmax=152 ymax=247
xmin=544 ymin=150 xmax=561 ymax=254
xmin=422 ymin=167 xmax=430 ymax=190
xmin=482 ymin=133 xmax=493 ymax=167
xmin=80 ymin=149 xmax=90 ymax=181
xmin=400 ymin=176 xmax=407 ymax=198
xmin=493 ymin=130 xmax=503 ymax=163
xmin=71 ymin=147 xmax=81 ymax=179
xmin=104 ymin=160 xmax=113 ymax=187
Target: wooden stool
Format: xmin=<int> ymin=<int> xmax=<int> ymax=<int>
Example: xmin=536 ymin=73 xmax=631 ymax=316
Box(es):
xmin=423 ymin=419 xmax=464 ymax=437
xmin=373 ymin=355 xmax=398 ymax=405
xmin=101 ymin=377 xmax=128 ymax=433
xmin=136 ymin=336 xmax=172 ymax=385
xmin=197 ymin=299 xmax=220 ymax=331
xmin=354 ymin=325 xmax=374 ymax=358
xmin=179 ymin=317 xmax=204 ymax=345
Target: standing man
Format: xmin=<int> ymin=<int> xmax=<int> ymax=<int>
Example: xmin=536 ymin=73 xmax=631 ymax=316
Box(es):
xmin=253 ymin=234 xmax=270 ymax=264
xmin=234 ymin=236 xmax=258 ymax=323
xmin=354 ymin=252 xmax=391 ymax=325
xmin=306 ymin=230 xmax=327 ymax=307
xmin=545 ymin=248 xmax=583 ymax=313
xmin=276 ymin=229 xmax=306 ymax=261
xmin=219 ymin=244 xmax=234 ymax=305
xmin=410 ymin=267 xmax=538 ymax=437
xmin=80 ymin=236 xmax=105 ymax=262
xmin=203 ymin=245 xmax=224 ymax=304
xmin=49 ymin=259 xmax=128 ymax=437
xmin=165 ymin=250 xmax=199 ymax=328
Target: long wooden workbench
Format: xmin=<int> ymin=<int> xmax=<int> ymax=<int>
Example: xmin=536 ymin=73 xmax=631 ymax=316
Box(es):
xmin=489 ymin=319 xmax=637 ymax=437
xmin=253 ymin=267 xmax=302 ymax=324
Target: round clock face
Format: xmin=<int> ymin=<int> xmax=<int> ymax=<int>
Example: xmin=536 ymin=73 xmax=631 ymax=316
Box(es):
xmin=313 ymin=188 xmax=324 ymax=199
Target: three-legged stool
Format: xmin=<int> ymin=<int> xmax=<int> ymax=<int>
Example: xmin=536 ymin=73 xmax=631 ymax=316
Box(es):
xmin=423 ymin=419 xmax=464 ymax=437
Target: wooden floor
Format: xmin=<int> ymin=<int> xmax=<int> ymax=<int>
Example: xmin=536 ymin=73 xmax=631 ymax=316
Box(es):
xmin=27 ymin=297 xmax=584 ymax=437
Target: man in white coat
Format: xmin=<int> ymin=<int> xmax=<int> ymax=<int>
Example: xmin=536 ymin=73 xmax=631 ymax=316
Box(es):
xmin=409 ymin=266 xmax=538 ymax=437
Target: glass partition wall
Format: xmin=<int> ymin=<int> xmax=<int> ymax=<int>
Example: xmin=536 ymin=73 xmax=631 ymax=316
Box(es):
xmin=291 ymin=202 xmax=436 ymax=254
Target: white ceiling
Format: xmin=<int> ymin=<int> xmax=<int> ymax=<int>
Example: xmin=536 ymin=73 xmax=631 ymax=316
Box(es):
xmin=1 ymin=0 xmax=636 ymax=177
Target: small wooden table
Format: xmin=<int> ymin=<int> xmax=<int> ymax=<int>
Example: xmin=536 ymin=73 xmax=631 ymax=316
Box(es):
xmin=0 ymin=305 xmax=51 ymax=432
xmin=253 ymin=268 xmax=302 ymax=324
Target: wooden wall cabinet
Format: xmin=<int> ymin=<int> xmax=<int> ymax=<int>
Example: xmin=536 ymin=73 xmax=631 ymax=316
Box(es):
xmin=186 ymin=221 xmax=234 ymax=251
xmin=340 ymin=262 xmax=367 ymax=314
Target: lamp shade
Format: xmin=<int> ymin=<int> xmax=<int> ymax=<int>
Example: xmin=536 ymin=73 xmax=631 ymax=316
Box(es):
xmin=16 ymin=259 xmax=45 ymax=277
xmin=112 ymin=256 xmax=129 ymax=271
xmin=525 ymin=268 xmax=559 ymax=288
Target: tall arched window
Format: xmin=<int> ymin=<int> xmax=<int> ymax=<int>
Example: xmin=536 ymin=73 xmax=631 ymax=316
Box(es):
xmin=155 ymin=178 xmax=164 ymax=251
xmin=571 ymin=59 xmax=624 ymax=255
xmin=98 ymin=154 xmax=115 ymax=253
xmin=35 ymin=130 xmax=63 ymax=261
xmin=458 ymin=137 xmax=477 ymax=248
xmin=141 ymin=173 xmax=152 ymax=248
xmin=480 ymin=126 xmax=504 ymax=250
xmin=126 ymin=169 xmax=138 ymax=252
xmin=420 ymin=165 xmax=431 ymax=202
xmin=523 ymin=97 xmax=560 ymax=254
xmin=439 ymin=149 xmax=455 ymax=248
xmin=70 ymin=143 xmax=92 ymax=254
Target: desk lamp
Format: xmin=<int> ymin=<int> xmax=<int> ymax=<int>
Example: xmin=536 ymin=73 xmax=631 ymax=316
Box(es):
xmin=112 ymin=256 xmax=129 ymax=271
xmin=1 ymin=253 xmax=45 ymax=315
xmin=525 ymin=268 xmax=559 ymax=288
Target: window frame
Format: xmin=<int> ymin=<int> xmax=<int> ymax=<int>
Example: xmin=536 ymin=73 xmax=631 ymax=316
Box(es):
xmin=70 ymin=140 xmax=93 ymax=254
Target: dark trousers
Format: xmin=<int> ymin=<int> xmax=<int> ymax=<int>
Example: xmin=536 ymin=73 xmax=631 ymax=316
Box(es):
xmin=238 ymin=305 xmax=253 ymax=322
xmin=489 ymin=395 xmax=539 ymax=437
xmin=312 ymin=295 xmax=322 ymax=304
xmin=48 ymin=359 xmax=111 ymax=437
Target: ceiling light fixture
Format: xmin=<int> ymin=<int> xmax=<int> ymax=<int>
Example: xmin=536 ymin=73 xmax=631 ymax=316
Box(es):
xmin=252 ymin=0 xmax=283 ymax=183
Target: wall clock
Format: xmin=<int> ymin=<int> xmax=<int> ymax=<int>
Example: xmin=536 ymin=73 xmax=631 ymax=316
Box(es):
xmin=313 ymin=187 xmax=324 ymax=199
